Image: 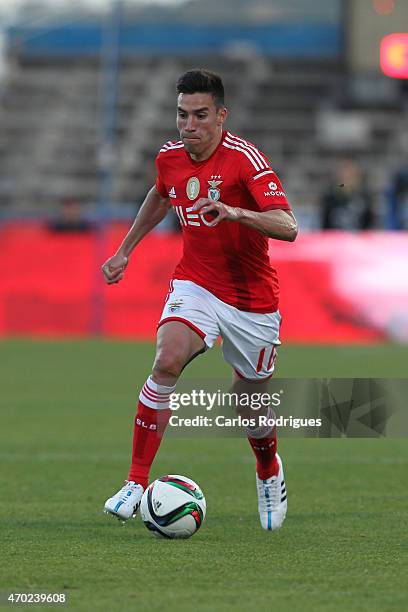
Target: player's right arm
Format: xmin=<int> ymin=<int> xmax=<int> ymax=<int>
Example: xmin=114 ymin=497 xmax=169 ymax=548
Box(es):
xmin=102 ymin=185 xmax=171 ymax=285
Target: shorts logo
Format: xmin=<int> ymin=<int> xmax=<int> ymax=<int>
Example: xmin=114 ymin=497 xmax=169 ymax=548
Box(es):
xmin=207 ymin=175 xmax=223 ymax=201
xmin=168 ymin=298 xmax=184 ymax=312
xmin=186 ymin=177 xmax=200 ymax=200
xmin=268 ymin=181 xmax=278 ymax=191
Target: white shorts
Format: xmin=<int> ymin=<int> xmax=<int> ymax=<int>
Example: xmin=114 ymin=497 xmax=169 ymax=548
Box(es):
xmin=158 ymin=279 xmax=281 ymax=381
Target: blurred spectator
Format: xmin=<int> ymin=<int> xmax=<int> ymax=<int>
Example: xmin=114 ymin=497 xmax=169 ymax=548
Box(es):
xmin=47 ymin=197 xmax=93 ymax=232
xmin=386 ymin=166 xmax=408 ymax=230
xmin=320 ymin=159 xmax=374 ymax=230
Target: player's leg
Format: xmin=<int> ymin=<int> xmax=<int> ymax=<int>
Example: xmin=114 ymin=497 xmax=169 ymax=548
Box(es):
xmin=231 ymin=372 xmax=279 ymax=478
xmin=219 ymin=305 xmax=287 ymax=530
xmin=126 ymin=321 xmax=206 ymax=487
xmin=230 ymin=371 xmax=286 ymax=531
xmin=104 ymin=321 xmax=205 ymax=521
xmin=104 ymin=280 xmax=220 ymax=522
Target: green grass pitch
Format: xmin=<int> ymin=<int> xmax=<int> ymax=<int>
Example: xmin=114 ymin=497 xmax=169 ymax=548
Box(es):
xmin=0 ymin=340 xmax=407 ymax=611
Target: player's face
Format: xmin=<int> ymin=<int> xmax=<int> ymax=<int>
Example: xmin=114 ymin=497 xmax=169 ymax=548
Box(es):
xmin=177 ymin=93 xmax=227 ymax=160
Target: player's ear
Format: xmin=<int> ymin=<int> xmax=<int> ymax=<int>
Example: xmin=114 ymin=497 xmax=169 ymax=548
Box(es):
xmin=217 ymin=106 xmax=228 ymax=126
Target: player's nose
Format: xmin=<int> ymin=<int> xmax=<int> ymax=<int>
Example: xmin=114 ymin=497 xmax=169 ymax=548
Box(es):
xmin=185 ymin=115 xmax=197 ymax=131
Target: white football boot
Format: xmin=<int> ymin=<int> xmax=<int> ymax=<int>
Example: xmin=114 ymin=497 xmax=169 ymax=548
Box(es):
xmin=256 ymin=453 xmax=287 ymax=531
xmin=104 ymin=481 xmax=144 ymax=522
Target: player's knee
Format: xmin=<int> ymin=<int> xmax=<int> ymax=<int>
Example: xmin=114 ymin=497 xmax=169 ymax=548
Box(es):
xmin=152 ymin=351 xmax=185 ymax=380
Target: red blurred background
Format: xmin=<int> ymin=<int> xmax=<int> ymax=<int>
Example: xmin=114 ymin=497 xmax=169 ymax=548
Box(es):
xmin=3 ymin=224 xmax=407 ymax=343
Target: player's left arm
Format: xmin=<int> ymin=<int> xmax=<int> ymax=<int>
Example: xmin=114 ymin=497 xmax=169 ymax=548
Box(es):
xmin=191 ymin=199 xmax=298 ymax=242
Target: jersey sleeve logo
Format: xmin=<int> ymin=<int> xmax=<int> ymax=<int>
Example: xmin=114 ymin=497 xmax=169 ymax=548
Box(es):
xmin=264 ymin=180 xmax=286 ymax=197
xmin=186 ymin=177 xmax=201 ymax=200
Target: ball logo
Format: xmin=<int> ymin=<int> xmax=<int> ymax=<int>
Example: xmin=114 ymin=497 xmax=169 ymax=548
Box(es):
xmin=186 ymin=177 xmax=200 ymax=200
xmin=268 ymin=181 xmax=278 ymax=191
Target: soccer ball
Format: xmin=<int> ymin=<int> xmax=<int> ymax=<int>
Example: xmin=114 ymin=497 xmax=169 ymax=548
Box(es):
xmin=140 ymin=475 xmax=206 ymax=539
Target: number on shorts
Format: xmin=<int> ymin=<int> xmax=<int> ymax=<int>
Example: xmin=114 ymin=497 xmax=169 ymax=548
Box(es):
xmin=256 ymin=346 xmax=276 ymax=373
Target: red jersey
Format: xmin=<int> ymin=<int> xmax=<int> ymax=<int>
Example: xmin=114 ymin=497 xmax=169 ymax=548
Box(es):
xmin=155 ymin=130 xmax=291 ymax=313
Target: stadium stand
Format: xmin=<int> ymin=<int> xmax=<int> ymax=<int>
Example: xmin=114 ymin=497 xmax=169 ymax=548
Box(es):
xmin=0 ymin=50 xmax=406 ymax=224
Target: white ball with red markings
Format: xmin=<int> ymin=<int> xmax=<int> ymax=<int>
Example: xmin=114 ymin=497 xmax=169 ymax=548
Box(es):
xmin=140 ymin=475 xmax=206 ymax=539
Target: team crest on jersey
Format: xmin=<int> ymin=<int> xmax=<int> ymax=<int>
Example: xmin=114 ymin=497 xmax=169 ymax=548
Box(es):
xmin=207 ymin=175 xmax=223 ymax=201
xmin=186 ymin=177 xmax=200 ymax=200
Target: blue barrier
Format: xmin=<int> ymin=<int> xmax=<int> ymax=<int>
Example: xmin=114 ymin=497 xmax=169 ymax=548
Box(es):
xmin=8 ymin=22 xmax=340 ymax=57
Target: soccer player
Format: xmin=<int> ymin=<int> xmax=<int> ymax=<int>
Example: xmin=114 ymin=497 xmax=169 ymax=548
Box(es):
xmin=102 ymin=69 xmax=298 ymax=530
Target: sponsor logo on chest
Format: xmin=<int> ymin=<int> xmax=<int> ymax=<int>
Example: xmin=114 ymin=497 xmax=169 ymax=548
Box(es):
xmin=175 ymin=175 xmax=224 ymax=227
xmin=174 ymin=204 xmax=215 ymax=227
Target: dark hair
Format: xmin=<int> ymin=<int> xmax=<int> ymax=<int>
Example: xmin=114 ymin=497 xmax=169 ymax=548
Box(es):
xmin=176 ymin=69 xmax=225 ymax=108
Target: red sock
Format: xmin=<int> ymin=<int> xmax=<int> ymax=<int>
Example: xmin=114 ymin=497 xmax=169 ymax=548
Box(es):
xmin=247 ymin=430 xmax=279 ymax=479
xmin=127 ymin=400 xmax=171 ymax=489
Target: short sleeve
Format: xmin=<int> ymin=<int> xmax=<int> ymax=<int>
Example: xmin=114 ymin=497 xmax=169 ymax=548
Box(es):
xmin=241 ymin=156 xmax=291 ymax=212
xmin=155 ymin=155 xmax=168 ymax=198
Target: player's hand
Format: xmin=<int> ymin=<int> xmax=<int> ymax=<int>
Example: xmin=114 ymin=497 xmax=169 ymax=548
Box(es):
xmin=101 ymin=253 xmax=128 ymax=285
xmin=192 ymin=198 xmax=239 ymax=227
